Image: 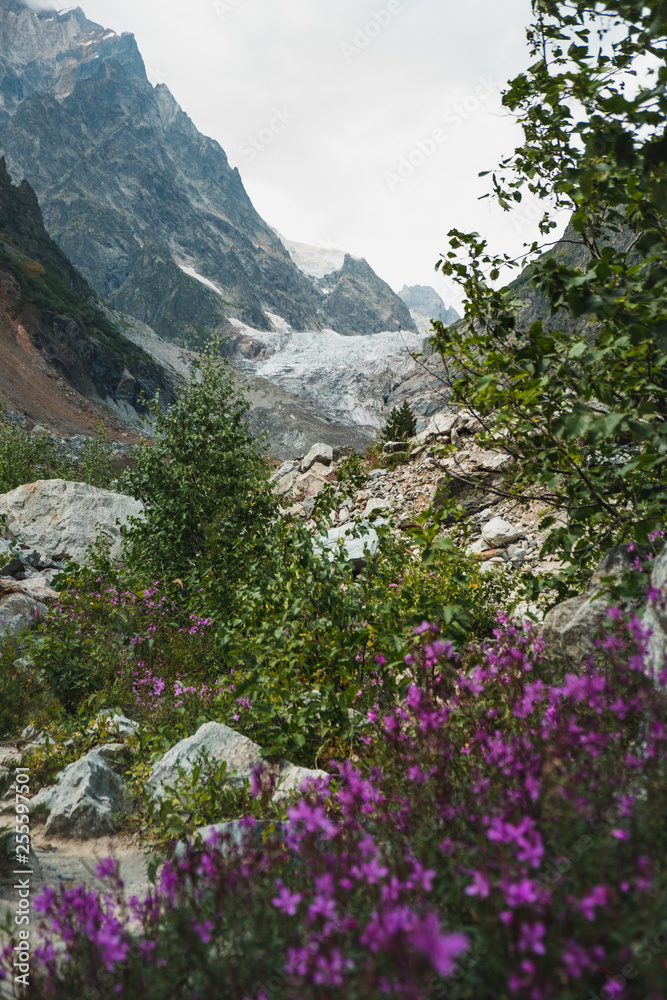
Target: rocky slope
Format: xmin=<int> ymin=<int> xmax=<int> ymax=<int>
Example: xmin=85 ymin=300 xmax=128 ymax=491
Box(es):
xmin=0 ymin=156 xmax=176 ymax=434
xmin=0 ymin=0 xmax=414 ymax=346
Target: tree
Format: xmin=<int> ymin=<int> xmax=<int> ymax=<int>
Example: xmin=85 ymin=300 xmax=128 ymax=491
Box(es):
xmin=382 ymin=401 xmax=417 ymax=443
xmin=433 ymin=0 xmax=667 ymax=577
xmin=119 ymin=348 xmax=275 ymax=588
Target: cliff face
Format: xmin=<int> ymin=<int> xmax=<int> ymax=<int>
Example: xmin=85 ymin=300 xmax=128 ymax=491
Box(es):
xmin=0 ymin=2 xmax=414 ymax=344
xmin=399 ymin=284 xmax=460 ymax=335
xmin=0 ymin=156 xmax=176 ymax=434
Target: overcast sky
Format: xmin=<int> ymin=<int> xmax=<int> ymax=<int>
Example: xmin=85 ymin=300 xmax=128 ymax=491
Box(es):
xmin=41 ymin=0 xmax=546 ymax=307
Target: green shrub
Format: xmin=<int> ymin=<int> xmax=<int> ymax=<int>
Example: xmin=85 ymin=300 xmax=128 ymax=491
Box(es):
xmin=381 ymin=401 xmax=417 ymax=443
xmin=119 ymin=347 xmax=275 ymax=591
xmin=0 ymin=412 xmax=114 ymax=493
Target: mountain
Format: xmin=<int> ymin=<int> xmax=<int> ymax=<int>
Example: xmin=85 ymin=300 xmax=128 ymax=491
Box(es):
xmin=0 ymin=155 xmax=176 ymax=435
xmin=281 ymin=237 xmax=416 ymax=336
xmin=399 ymin=284 xmax=460 ymax=335
xmin=0 ymin=1 xmax=415 ymax=346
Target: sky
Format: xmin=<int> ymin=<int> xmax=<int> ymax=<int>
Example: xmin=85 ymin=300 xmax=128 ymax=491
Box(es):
xmin=34 ymin=0 xmax=546 ymax=308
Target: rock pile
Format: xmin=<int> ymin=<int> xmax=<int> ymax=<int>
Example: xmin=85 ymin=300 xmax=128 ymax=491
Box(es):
xmin=273 ymin=417 xmax=561 ymax=575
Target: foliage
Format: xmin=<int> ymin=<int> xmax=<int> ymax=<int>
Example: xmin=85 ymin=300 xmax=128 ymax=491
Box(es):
xmin=335 ymin=451 xmax=367 ymax=490
xmin=0 ymin=632 xmax=39 ymax=739
xmin=119 ymin=347 xmax=275 ymax=589
xmin=205 ymin=516 xmax=505 ymax=766
xmin=0 ymin=412 xmax=114 ymax=494
xmin=145 ymin=753 xmax=249 ymax=850
xmin=9 ymin=600 xmax=667 ymax=999
xmin=433 ymin=0 xmax=667 ymax=576
xmin=381 ymin=400 xmax=417 ymax=443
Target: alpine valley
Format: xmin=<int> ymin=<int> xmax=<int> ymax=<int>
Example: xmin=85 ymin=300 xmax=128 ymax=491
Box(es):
xmin=0 ymin=0 xmax=458 ymax=457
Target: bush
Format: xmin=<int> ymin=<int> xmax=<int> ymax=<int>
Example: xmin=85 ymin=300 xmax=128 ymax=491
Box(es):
xmin=12 ymin=598 xmax=667 ymax=999
xmin=119 ymin=347 xmax=275 ymax=591
xmin=0 ymin=412 xmax=114 ymax=494
xmin=381 ymin=401 xmax=417 ymax=443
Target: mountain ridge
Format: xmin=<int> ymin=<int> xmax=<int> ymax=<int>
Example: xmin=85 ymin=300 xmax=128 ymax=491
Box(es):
xmin=0 ymin=0 xmax=415 ymax=344
xmin=0 ymin=155 xmax=177 ymax=435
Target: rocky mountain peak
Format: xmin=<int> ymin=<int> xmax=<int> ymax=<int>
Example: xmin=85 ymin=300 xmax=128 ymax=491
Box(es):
xmin=0 ymin=0 xmax=414 ymax=345
xmin=399 ymin=284 xmax=460 ymax=335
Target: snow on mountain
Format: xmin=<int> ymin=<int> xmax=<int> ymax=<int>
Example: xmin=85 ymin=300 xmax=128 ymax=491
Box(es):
xmin=279 ymin=236 xmax=348 ymax=280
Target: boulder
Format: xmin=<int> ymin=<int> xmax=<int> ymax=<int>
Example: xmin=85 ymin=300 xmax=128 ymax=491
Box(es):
xmin=645 ymin=546 xmax=667 ymax=679
xmin=270 ymin=462 xmax=296 ymax=482
xmin=482 ymin=518 xmax=526 ymax=549
xmin=274 ymin=470 xmax=300 ymax=498
xmin=317 ymin=521 xmax=383 ymax=569
xmin=295 ymin=468 xmax=329 ymax=497
xmin=174 ymin=818 xmax=287 ymax=860
xmin=363 ymin=498 xmax=392 ymax=519
xmin=147 ymin=722 xmax=327 ymax=805
xmin=90 ymin=710 xmax=139 ymax=739
xmin=0 ymin=480 xmax=145 ymax=565
xmin=0 ymin=588 xmax=49 ymax=636
xmin=414 ymin=412 xmax=461 ymax=445
xmin=541 ymin=546 xmax=665 ymax=672
xmin=32 ymin=749 xmax=129 ymax=840
xmin=301 ymin=444 xmax=334 ymax=472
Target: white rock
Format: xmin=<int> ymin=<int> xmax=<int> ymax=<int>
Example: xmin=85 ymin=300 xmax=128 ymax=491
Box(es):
xmin=274 ymin=470 xmax=300 ymax=497
xmin=363 ymin=498 xmax=392 ymax=519
xmin=147 ymin=722 xmax=327 ymax=805
xmin=90 ymin=711 xmax=139 ymax=739
xmin=415 ymin=412 xmax=461 ymax=445
xmin=301 ymin=444 xmax=334 ymax=472
xmin=0 ymin=480 xmax=145 ymax=565
xmin=295 ymin=469 xmax=329 ymax=497
xmin=482 ymin=517 xmax=526 ymax=549
xmin=270 ymin=462 xmax=296 ymax=482
xmin=34 ymin=749 xmax=129 ymax=840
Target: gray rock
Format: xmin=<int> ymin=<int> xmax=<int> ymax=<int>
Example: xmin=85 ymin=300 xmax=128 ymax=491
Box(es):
xmin=481 ymin=518 xmax=526 ymax=549
xmin=35 ymin=750 xmax=129 ymax=840
xmin=174 ymin=818 xmax=287 ymax=859
xmin=414 ymin=411 xmax=462 ymax=445
xmin=147 ymin=722 xmax=327 ymax=805
xmin=301 ymin=444 xmax=334 ymax=472
xmin=274 ymin=470 xmax=300 ymax=498
xmin=91 ymin=711 xmax=140 ymax=739
xmin=0 ymin=592 xmax=47 ymax=636
xmin=363 ymin=498 xmax=392 ymax=519
xmin=270 ymin=462 xmax=296 ymax=482
xmin=541 ymin=593 xmax=609 ymax=665
xmin=541 ymin=546 xmax=651 ymax=669
xmin=295 ymin=467 xmax=329 ymax=497
xmin=644 ymin=547 xmax=667 ymax=679
xmin=0 ymin=480 xmax=145 ymax=565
